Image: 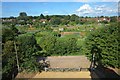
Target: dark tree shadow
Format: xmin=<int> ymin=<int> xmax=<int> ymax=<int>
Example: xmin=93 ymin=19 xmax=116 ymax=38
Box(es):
xmin=2 ymin=66 xmax=18 ymax=80
xmin=90 ymin=66 xmax=120 ymax=80
xmin=89 ymin=45 xmax=120 ymax=80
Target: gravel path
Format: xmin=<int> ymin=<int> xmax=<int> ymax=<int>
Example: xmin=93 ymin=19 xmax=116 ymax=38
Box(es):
xmin=33 ymin=71 xmax=94 ymax=78
xmin=46 ymin=55 xmax=91 ymax=68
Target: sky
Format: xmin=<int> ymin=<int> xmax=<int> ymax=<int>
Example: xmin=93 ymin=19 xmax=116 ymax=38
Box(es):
xmin=2 ymin=2 xmax=118 ymax=17
xmin=1 ymin=0 xmax=120 ymax=2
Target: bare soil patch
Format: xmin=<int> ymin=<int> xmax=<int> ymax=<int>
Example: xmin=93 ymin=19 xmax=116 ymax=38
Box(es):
xmin=46 ymin=55 xmax=90 ymax=68
xmin=33 ymin=71 xmax=94 ymax=78
xmin=16 ymin=71 xmax=37 ymax=78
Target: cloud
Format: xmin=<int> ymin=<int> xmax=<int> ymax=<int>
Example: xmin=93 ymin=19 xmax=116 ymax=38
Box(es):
xmin=44 ymin=11 xmax=49 ymax=14
xmin=76 ymin=3 xmax=118 ymax=16
xmin=76 ymin=4 xmax=93 ymax=15
xmin=94 ymin=5 xmax=105 ymax=14
xmin=94 ymin=4 xmax=118 ymax=14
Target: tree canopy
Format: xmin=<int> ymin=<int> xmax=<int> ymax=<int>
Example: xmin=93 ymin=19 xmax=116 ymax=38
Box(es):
xmin=84 ymin=22 xmax=119 ymax=68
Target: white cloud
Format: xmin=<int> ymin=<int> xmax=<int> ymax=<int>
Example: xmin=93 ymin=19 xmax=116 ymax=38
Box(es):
xmin=44 ymin=11 xmax=49 ymax=14
xmin=94 ymin=5 xmax=105 ymax=14
xmin=76 ymin=4 xmax=93 ymax=15
xmin=76 ymin=3 xmax=118 ymax=16
xmin=95 ymin=5 xmax=118 ymax=14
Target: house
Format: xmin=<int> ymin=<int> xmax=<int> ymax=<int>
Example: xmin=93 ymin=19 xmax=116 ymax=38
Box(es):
xmin=59 ymin=28 xmax=64 ymax=31
xmin=40 ymin=19 xmax=47 ymax=23
xmin=97 ymin=17 xmax=111 ymax=22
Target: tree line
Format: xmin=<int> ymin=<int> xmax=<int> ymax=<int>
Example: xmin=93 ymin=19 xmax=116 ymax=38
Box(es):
xmin=2 ymin=12 xmax=118 ymax=26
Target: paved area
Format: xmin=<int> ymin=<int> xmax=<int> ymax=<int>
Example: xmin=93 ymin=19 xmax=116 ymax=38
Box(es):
xmin=46 ymin=56 xmax=91 ymax=68
xmin=33 ymin=71 xmax=94 ymax=78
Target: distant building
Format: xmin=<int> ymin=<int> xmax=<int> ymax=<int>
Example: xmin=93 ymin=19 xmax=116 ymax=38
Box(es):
xmin=2 ymin=18 xmax=16 ymax=22
xmin=80 ymin=17 xmax=111 ymax=23
xmin=32 ymin=19 xmax=36 ymax=22
xmin=59 ymin=28 xmax=64 ymax=31
xmin=97 ymin=17 xmax=111 ymax=22
xmin=40 ymin=19 xmax=47 ymax=23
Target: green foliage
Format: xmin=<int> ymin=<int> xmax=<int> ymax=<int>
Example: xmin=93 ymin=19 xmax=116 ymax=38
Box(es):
xmin=19 ymin=12 xmax=27 ymax=17
xmin=2 ymin=26 xmax=19 ymax=43
xmin=2 ymin=25 xmax=20 ymax=79
xmin=39 ymin=14 xmax=45 ymax=19
xmin=50 ymin=17 xmax=61 ymax=25
xmin=70 ymin=14 xmax=79 ymax=21
xmin=2 ymin=41 xmax=17 ymax=79
xmin=85 ymin=23 xmax=119 ymax=68
xmin=2 ymin=27 xmax=14 ymax=43
xmin=110 ymin=16 xmax=117 ymax=22
xmin=37 ymin=33 xmax=79 ymax=56
xmin=2 ymin=25 xmax=43 ymax=79
xmin=16 ymin=34 xmax=41 ymax=72
xmin=39 ymin=34 xmax=56 ymax=56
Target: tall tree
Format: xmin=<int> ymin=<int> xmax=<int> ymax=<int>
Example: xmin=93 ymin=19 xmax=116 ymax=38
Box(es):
xmin=85 ymin=23 xmax=119 ymax=68
xmin=16 ymin=34 xmax=41 ymax=72
xmin=39 ymin=14 xmax=45 ymax=19
xmin=19 ymin=12 xmax=27 ymax=17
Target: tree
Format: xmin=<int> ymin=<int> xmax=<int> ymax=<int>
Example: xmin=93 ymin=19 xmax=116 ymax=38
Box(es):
xmin=16 ymin=34 xmax=41 ymax=72
xmin=110 ymin=16 xmax=117 ymax=22
xmin=2 ymin=27 xmax=14 ymax=43
xmin=2 ymin=26 xmax=19 ymax=43
xmin=45 ymin=15 xmax=50 ymax=21
xmin=70 ymin=14 xmax=79 ymax=21
xmin=61 ymin=20 xmax=69 ymax=25
xmin=2 ymin=25 xmax=19 ymax=80
xmin=53 ymin=35 xmax=78 ymax=55
xmin=39 ymin=35 xmax=56 ymax=56
xmin=39 ymin=14 xmax=45 ymax=19
xmin=50 ymin=17 xmax=61 ymax=25
xmin=17 ymin=12 xmax=28 ymax=25
xmin=19 ymin=12 xmax=27 ymax=17
xmin=2 ymin=41 xmax=17 ymax=80
xmin=64 ymin=15 xmax=70 ymax=20
xmin=85 ymin=23 xmax=119 ymax=68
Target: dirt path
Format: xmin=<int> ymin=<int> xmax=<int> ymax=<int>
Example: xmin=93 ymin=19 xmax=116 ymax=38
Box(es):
xmin=33 ymin=71 xmax=97 ymax=78
xmin=46 ymin=55 xmax=91 ymax=68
